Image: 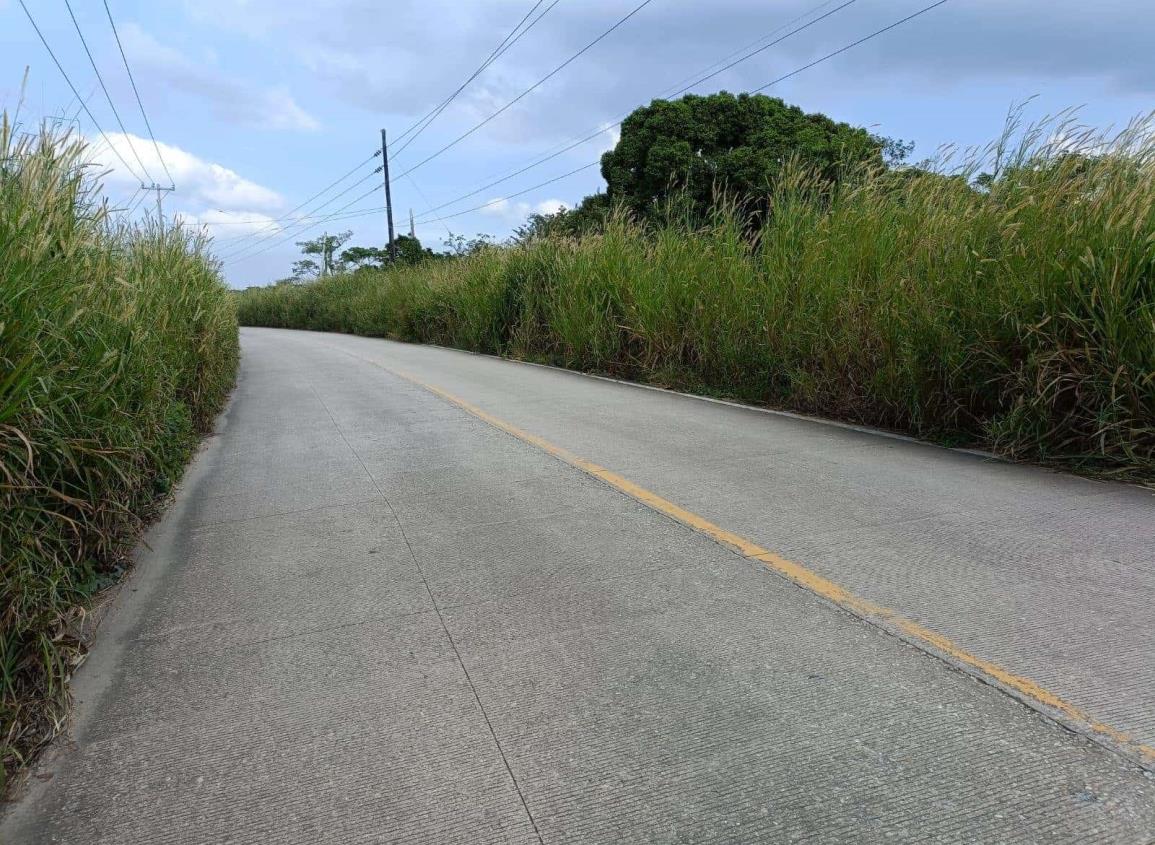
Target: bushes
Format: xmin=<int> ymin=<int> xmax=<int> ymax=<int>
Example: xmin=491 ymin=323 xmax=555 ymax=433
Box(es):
xmin=0 ymin=118 xmax=238 ymax=786
xmin=237 ymin=116 xmax=1154 ymax=479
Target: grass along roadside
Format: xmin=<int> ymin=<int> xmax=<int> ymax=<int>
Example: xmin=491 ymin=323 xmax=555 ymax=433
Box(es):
xmin=236 ymin=115 xmax=1155 ymax=481
xmin=0 ymin=117 xmax=238 ymax=790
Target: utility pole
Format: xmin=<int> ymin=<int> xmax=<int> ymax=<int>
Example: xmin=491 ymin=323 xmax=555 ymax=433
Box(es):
xmin=409 ymin=208 xmax=416 ymax=239
xmin=141 ymin=182 xmax=174 ymax=227
xmin=381 ymin=128 xmax=397 ymax=261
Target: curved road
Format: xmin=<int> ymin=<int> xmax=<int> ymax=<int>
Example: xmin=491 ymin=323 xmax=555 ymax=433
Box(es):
xmin=6 ymin=327 xmax=1155 ymax=843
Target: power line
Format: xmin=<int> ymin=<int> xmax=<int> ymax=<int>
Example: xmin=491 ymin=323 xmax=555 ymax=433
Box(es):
xmin=255 ymin=151 xmax=382 ymax=226
xmin=392 ymin=0 xmax=657 ymax=183
xmin=102 ymin=0 xmax=174 ymax=187
xmin=231 ymin=0 xmax=831 ymax=258
xmin=405 ymin=174 xmax=454 ymax=238
xmin=419 ymin=162 xmax=598 ymax=224
xmin=61 ymin=0 xmax=155 ymax=182
xmin=411 ymin=0 xmax=854 ymax=221
xmin=392 ymin=0 xmax=546 ymax=149
xmin=229 ymin=159 xmax=597 ymax=267
xmin=222 ymin=168 xmax=462 ymax=265
xmin=225 ymin=182 xmax=385 ymax=265
xmin=215 ymin=163 xmax=384 ymax=260
xmin=210 ymin=151 xmax=382 ymax=255
xmin=219 ymin=1 xmax=559 ymax=257
xmin=219 ymin=0 xmax=560 ymax=256
xmin=412 ymin=0 xmax=858 ymax=221
xmin=390 ymin=0 xmax=562 ymax=159
xmin=17 ymin=0 xmax=145 ymax=182
xmin=125 ymin=187 xmax=149 ymax=217
xmin=213 ymin=0 xmax=572 ymax=260
xmin=414 ymin=0 xmax=952 ymax=226
xmin=658 ymin=0 xmax=844 ymax=97
xmin=752 ymin=0 xmax=951 ymax=95
xmin=231 ymin=0 xmax=952 ymax=271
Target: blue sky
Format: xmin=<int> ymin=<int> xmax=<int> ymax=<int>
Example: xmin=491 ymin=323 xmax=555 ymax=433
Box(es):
xmin=2 ymin=0 xmax=1152 ymax=287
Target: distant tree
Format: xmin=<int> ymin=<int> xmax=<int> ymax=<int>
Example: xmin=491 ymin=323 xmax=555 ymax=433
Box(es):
xmin=600 ymin=92 xmax=888 ymax=222
xmin=290 ymin=258 xmax=321 ymax=280
xmin=391 ymin=234 xmax=436 ymax=265
xmin=295 ymin=230 xmax=352 ymax=277
xmin=442 ymin=232 xmax=495 ymax=257
xmin=339 ymin=236 xmax=435 ymax=271
xmin=879 ymin=136 xmax=916 ymax=167
xmin=340 ymin=245 xmax=387 ymax=271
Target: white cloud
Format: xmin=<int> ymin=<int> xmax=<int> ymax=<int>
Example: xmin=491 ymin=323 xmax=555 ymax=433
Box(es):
xmin=600 ymin=122 xmax=621 ymax=153
xmin=479 ymin=196 xmax=568 ymax=223
xmin=175 ymin=209 xmax=283 ymax=238
xmin=535 ymin=198 xmax=566 ymax=216
xmin=86 ymin=132 xmax=284 ymax=213
xmin=119 ymin=23 xmax=319 ymax=132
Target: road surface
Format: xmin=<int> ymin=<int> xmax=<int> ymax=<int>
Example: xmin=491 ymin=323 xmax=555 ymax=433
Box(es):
xmin=5 ymin=327 xmax=1154 ymax=843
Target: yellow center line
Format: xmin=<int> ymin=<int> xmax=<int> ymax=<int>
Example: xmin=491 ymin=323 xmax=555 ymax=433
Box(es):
xmin=342 ymin=346 xmax=1155 ymax=768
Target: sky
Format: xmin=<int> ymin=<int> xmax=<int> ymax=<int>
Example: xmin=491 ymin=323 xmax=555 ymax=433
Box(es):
xmin=2 ymin=0 xmax=1152 ymax=287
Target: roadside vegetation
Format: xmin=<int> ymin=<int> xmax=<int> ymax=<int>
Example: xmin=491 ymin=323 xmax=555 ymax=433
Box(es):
xmin=237 ymin=97 xmax=1155 ymax=480
xmin=0 ymin=117 xmax=238 ymax=788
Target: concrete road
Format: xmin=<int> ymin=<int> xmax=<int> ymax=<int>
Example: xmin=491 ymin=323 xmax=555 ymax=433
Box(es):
xmin=5 ymin=327 xmax=1154 ymax=844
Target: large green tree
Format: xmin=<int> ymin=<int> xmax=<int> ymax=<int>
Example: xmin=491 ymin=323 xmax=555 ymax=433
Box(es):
xmin=600 ymin=93 xmax=889 ymax=220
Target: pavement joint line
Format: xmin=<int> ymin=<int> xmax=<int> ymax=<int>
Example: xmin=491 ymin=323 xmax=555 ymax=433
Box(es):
xmin=330 ymin=344 xmax=1155 ymax=774
xmin=310 ymin=386 xmax=546 ymax=844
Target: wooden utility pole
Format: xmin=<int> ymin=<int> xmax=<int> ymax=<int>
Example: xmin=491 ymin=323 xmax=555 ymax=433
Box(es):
xmin=381 ymin=129 xmax=397 ymax=261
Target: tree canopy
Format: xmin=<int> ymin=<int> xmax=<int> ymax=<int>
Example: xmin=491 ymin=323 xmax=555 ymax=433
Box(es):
xmin=600 ymin=92 xmax=890 ymax=220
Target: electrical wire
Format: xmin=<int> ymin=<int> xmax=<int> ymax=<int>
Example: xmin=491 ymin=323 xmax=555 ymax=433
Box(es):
xmin=405 ymin=174 xmax=454 ymax=238
xmin=418 ymin=161 xmax=598 ymax=224
xmin=218 ymin=0 xmax=588 ymax=261
xmin=392 ymin=0 xmax=656 ymax=183
xmin=229 ymin=159 xmax=597 ymax=267
xmin=411 ymin=0 xmax=953 ymax=227
xmin=102 ymin=0 xmax=174 ymax=187
xmin=227 ymin=0 xmax=952 ymax=269
xmin=215 ymin=163 xmax=384 ymax=260
xmin=17 ymin=0 xmax=145 ymax=182
xmin=390 ymin=0 xmax=562 ymax=159
xmin=225 ymin=182 xmax=384 ymax=265
xmin=61 ymin=0 xmax=155 ymax=182
xmin=412 ymin=0 xmax=856 ymax=222
xmin=219 ymin=0 xmax=559 ymax=255
xmin=392 ymin=0 xmax=546 ymax=148
xmin=751 ymin=0 xmax=951 ymax=95
xmin=232 ymin=0 xmax=829 ymax=256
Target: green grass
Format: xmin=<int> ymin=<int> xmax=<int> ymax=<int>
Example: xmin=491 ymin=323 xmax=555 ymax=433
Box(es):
xmin=237 ymin=114 xmax=1154 ymax=480
xmin=0 ymin=116 xmax=238 ymax=788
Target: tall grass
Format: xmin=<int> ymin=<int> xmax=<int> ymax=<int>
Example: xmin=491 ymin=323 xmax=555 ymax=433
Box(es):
xmin=238 ymin=115 xmax=1155 ymax=479
xmin=0 ymin=117 xmax=238 ymax=787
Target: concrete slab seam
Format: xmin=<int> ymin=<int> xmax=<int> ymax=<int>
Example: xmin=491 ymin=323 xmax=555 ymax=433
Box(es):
xmin=309 ymin=386 xmax=547 ymax=844
xmin=331 ymin=345 xmax=1155 ymax=775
